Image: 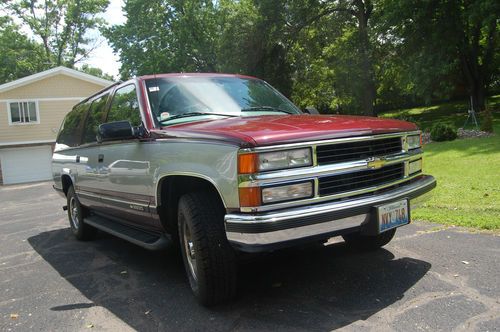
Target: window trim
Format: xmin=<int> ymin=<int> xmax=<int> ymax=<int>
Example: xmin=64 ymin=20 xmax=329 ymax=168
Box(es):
xmin=105 ymin=83 xmax=143 ymax=126
xmin=80 ymin=93 xmax=111 ymax=146
xmin=6 ymin=100 xmax=40 ymax=125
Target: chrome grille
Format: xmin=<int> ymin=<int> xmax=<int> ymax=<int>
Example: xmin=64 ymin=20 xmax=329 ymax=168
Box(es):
xmin=316 ymin=137 xmax=403 ymax=165
xmin=318 ymin=163 xmax=405 ymax=197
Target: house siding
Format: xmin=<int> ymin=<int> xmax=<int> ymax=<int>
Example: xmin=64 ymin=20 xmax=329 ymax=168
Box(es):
xmin=0 ymin=100 xmax=81 ymax=144
xmin=0 ymin=69 xmax=111 ymax=185
xmin=0 ymin=74 xmax=109 ymax=145
xmin=0 ymin=74 xmax=106 ymax=99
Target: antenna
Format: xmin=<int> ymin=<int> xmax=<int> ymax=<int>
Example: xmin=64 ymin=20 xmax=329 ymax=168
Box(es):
xmin=463 ymin=96 xmax=479 ymax=129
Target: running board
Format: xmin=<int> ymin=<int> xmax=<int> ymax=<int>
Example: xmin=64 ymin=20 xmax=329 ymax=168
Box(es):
xmin=84 ymin=215 xmax=170 ymax=251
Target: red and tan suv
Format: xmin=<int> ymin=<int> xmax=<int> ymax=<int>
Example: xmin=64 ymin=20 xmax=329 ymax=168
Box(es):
xmin=52 ymin=73 xmax=436 ymax=305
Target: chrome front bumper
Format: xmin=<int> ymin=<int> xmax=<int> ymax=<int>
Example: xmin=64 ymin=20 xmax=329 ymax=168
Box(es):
xmin=225 ymin=175 xmax=436 ymax=252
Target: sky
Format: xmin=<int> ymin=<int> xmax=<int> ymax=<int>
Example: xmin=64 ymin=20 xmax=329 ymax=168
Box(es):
xmin=80 ymin=0 xmax=126 ymax=79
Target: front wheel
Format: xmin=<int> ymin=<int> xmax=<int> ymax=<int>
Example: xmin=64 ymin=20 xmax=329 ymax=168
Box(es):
xmin=342 ymin=228 xmax=396 ymax=251
xmin=66 ymin=186 xmax=97 ymax=241
xmin=178 ymin=192 xmax=237 ymax=306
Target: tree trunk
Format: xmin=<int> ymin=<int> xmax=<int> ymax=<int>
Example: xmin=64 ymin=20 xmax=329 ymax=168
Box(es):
xmin=358 ymin=26 xmax=376 ymax=116
xmin=459 ymin=50 xmax=486 ymax=112
xmin=354 ymin=0 xmax=376 ymax=116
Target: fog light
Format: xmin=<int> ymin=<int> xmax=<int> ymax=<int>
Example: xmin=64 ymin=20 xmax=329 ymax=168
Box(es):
xmin=262 ymin=182 xmax=313 ymax=204
xmin=409 ymin=159 xmax=422 ymax=175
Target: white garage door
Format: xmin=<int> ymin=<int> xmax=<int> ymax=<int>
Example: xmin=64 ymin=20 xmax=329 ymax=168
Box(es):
xmin=0 ymin=146 xmax=52 ymax=185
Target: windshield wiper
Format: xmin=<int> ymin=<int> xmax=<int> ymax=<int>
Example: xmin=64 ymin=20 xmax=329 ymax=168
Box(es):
xmin=159 ymin=112 xmax=239 ymax=124
xmin=241 ymin=106 xmax=295 ymax=114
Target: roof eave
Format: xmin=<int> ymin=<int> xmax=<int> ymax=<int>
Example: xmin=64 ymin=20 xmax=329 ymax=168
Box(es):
xmin=0 ymin=66 xmax=114 ymax=94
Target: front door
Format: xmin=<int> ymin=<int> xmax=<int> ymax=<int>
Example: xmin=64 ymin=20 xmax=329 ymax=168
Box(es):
xmin=96 ymin=84 xmax=161 ymax=231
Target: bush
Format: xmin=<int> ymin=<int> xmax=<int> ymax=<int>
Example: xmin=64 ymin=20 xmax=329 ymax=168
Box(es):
xmin=430 ymin=123 xmax=458 ymax=141
xmin=481 ymin=106 xmax=493 ymax=133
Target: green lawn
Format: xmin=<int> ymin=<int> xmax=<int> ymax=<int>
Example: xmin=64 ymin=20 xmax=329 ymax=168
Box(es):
xmin=381 ymin=96 xmax=500 ymax=230
xmin=381 ymin=95 xmax=500 ymax=131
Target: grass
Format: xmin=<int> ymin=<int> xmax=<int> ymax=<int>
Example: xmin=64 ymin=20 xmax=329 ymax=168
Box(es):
xmin=380 ymin=95 xmax=500 ymax=230
xmin=381 ymin=94 xmax=500 ymax=131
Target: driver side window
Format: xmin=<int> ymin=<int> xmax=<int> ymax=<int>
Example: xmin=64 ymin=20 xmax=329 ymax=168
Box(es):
xmin=107 ymin=84 xmax=142 ymax=126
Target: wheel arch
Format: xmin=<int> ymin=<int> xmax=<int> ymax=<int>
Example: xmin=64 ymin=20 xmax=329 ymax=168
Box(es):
xmin=156 ymin=174 xmax=228 ymax=234
xmin=61 ymin=174 xmax=74 ymax=196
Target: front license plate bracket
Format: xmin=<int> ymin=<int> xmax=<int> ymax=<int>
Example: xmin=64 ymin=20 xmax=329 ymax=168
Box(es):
xmin=376 ymin=199 xmax=410 ymax=233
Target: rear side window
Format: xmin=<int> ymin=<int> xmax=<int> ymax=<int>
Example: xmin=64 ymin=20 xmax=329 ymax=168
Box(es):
xmin=56 ymin=103 xmax=89 ymax=147
xmin=107 ymin=84 xmax=142 ymax=126
xmin=82 ymin=94 xmax=109 ymax=144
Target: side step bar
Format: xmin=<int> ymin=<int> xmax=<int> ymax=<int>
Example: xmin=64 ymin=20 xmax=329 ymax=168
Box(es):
xmin=84 ymin=215 xmax=170 ymax=251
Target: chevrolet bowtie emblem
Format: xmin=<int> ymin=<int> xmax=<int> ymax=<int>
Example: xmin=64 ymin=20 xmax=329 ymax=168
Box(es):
xmin=367 ymin=158 xmax=386 ymax=169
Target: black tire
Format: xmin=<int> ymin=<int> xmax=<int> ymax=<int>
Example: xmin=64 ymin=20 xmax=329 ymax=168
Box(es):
xmin=342 ymin=228 xmax=396 ymax=251
xmin=178 ymin=192 xmax=237 ymax=306
xmin=66 ymin=186 xmax=97 ymax=241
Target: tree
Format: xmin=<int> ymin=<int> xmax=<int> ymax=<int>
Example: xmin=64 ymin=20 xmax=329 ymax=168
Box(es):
xmin=2 ymin=0 xmax=109 ymax=67
xmin=79 ymin=63 xmax=114 ymax=80
xmin=104 ymin=0 xmax=498 ymax=115
xmin=380 ymin=0 xmax=499 ymax=112
xmin=104 ymin=0 xmax=220 ymax=79
xmin=218 ymin=0 xmax=294 ymax=96
xmin=285 ymin=0 xmax=377 ymax=115
xmin=0 ymin=17 xmax=45 ymax=84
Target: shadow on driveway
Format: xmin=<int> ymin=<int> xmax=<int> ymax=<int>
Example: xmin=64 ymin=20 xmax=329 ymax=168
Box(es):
xmin=28 ymin=229 xmax=430 ymax=331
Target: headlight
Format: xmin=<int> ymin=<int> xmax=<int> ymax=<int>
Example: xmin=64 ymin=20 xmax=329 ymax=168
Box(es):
xmin=262 ymin=182 xmax=313 ymax=204
xmin=407 ymin=134 xmax=421 ymax=150
xmin=259 ymin=148 xmax=312 ymax=171
xmin=238 ymin=148 xmax=312 ymax=174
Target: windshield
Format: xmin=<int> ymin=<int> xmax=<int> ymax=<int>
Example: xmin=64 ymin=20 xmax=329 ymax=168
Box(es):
xmin=145 ymin=76 xmax=302 ymax=126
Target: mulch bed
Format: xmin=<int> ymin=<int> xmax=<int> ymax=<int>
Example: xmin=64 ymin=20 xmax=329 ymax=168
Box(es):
xmin=422 ymin=128 xmax=494 ymax=144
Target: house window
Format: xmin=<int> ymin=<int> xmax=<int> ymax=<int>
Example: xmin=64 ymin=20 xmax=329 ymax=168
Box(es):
xmin=8 ymin=101 xmax=39 ymax=124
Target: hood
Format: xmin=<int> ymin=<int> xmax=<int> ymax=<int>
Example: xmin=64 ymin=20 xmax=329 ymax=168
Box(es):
xmin=153 ymin=114 xmax=418 ymax=147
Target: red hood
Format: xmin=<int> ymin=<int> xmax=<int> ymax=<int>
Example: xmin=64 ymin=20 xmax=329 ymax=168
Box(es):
xmin=153 ymin=115 xmax=418 ymax=147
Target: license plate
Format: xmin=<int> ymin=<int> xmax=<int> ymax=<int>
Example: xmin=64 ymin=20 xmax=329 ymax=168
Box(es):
xmin=377 ymin=199 xmax=409 ymax=233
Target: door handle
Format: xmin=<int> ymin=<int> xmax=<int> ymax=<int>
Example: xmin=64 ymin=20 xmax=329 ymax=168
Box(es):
xmin=98 ymin=154 xmax=104 ymax=163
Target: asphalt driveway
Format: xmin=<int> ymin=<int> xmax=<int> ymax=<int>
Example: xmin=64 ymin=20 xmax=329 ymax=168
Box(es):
xmin=1 ymin=182 xmax=499 ymax=331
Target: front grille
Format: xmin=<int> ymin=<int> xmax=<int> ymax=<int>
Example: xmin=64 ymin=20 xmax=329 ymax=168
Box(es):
xmin=316 ymin=137 xmax=403 ymax=165
xmin=318 ymin=163 xmax=405 ymax=197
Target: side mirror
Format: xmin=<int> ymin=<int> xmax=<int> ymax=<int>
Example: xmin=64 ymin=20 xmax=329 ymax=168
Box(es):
xmin=97 ymin=121 xmax=138 ymax=142
xmin=303 ymin=106 xmax=320 ymax=115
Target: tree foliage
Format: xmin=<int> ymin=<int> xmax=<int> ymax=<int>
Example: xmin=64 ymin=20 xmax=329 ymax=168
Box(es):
xmin=2 ymin=0 xmax=109 ymax=67
xmin=0 ymin=17 xmax=46 ymax=84
xmin=103 ymin=0 xmax=219 ymax=78
xmin=379 ymin=0 xmax=499 ymax=112
xmin=79 ymin=63 xmax=114 ymax=80
xmin=4 ymin=0 xmax=495 ymax=115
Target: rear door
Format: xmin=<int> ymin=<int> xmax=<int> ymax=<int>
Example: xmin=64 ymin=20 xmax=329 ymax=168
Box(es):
xmin=74 ymin=93 xmax=110 ymax=210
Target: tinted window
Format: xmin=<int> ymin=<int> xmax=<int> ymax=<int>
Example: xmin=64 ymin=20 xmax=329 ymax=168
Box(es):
xmin=57 ymin=102 xmax=89 ymax=147
xmin=107 ymin=84 xmax=142 ymax=126
xmin=82 ymin=94 xmax=109 ymax=144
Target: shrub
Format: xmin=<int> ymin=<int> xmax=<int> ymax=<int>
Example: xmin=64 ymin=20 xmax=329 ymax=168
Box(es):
xmin=481 ymin=106 xmax=493 ymax=133
xmin=430 ymin=123 xmax=458 ymax=141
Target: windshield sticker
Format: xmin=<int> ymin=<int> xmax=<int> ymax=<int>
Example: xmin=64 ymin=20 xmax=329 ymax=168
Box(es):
xmin=149 ymin=86 xmax=160 ymax=92
xmin=160 ymin=112 xmax=170 ymax=121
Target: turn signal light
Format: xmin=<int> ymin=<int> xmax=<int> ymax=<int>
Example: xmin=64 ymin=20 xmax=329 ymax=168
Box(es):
xmin=239 ymin=187 xmax=261 ymax=207
xmin=238 ymin=153 xmax=258 ymax=174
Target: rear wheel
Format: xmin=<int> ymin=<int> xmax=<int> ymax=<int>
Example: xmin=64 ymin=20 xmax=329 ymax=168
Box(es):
xmin=178 ymin=192 xmax=237 ymax=306
xmin=66 ymin=186 xmax=97 ymax=241
xmin=342 ymin=228 xmax=396 ymax=251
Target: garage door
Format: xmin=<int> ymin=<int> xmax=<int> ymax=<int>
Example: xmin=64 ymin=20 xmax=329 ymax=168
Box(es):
xmin=0 ymin=146 xmax=52 ymax=185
